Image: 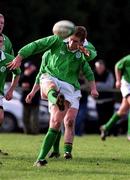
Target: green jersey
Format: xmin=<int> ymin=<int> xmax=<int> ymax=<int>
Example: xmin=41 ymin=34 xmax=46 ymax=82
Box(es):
xmin=0 ymin=52 xmax=21 ymax=95
xmin=2 ymin=34 xmax=14 ymax=55
xmin=115 ymin=55 xmax=130 ymax=83
xmin=18 ymin=35 xmax=96 ymax=89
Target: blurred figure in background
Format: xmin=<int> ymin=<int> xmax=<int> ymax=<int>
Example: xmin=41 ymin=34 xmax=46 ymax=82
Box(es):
xmin=19 ymin=61 xmax=40 ymax=134
xmin=94 ymin=59 xmax=115 ymax=131
xmin=0 ymin=14 xmax=14 ymax=55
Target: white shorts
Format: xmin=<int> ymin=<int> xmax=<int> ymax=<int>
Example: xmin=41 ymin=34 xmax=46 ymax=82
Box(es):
xmin=40 ymin=73 xmax=82 ymax=110
xmin=120 ymin=79 xmax=130 ymax=98
xmin=0 ymin=95 xmax=4 ymax=108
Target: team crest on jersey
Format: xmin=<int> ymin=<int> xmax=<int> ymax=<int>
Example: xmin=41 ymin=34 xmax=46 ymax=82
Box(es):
xmin=0 ymin=66 xmax=6 ymax=72
xmin=75 ymin=51 xmax=81 ymax=59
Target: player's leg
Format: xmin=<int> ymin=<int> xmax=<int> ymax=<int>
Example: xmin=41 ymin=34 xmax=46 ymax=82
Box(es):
xmin=100 ymin=97 xmax=129 ymax=140
xmin=40 ymin=75 xmax=65 ymax=111
xmin=125 ymin=96 xmax=130 ymax=140
xmin=0 ymin=103 xmax=8 ymax=155
xmin=63 ymin=108 xmax=78 ymax=159
xmin=127 ymin=112 xmax=130 ymax=140
xmin=34 ymin=104 xmax=68 ymax=167
xmin=48 ymin=130 xmax=61 ymax=158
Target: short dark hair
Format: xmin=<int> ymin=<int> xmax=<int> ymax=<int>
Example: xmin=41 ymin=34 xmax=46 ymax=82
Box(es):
xmin=73 ymin=26 xmax=87 ymax=42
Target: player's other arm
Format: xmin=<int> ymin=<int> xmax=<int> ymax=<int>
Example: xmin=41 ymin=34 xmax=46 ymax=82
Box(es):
xmin=25 ymin=71 xmax=41 ymax=104
xmin=25 ymin=83 xmax=40 ymax=104
xmin=7 ymin=35 xmax=59 ymax=70
xmin=5 ymin=68 xmax=21 ymax=101
xmin=115 ymin=56 xmax=127 ymax=89
xmin=82 ymin=61 xmax=99 ymax=98
xmin=115 ymin=63 xmax=122 ymax=89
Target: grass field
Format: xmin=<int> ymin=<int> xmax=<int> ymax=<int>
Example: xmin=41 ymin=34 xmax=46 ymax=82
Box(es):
xmin=0 ymin=134 xmax=130 ymax=180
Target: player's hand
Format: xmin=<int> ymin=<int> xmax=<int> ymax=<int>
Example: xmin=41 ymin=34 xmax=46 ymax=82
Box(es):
xmin=5 ymin=90 xmax=13 ymax=101
xmin=115 ymin=80 xmax=121 ymax=89
xmin=7 ymin=55 xmax=22 ymax=70
xmin=25 ymin=92 xmax=34 ymax=104
xmin=91 ymin=89 xmax=99 ymax=98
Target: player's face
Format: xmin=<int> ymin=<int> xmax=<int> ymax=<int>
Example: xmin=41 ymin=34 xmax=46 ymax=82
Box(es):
xmin=68 ymin=35 xmax=83 ymax=50
xmin=0 ymin=36 xmax=4 ymax=49
xmin=0 ymin=17 xmax=4 ymax=33
xmin=95 ymin=62 xmax=106 ymax=75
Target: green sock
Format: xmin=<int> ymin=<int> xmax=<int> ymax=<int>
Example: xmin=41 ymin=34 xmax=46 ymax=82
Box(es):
xmin=53 ymin=130 xmax=62 ymax=153
xmin=37 ymin=128 xmax=58 ymax=160
xmin=104 ymin=113 xmax=120 ymax=131
xmin=64 ymin=143 xmax=72 ymax=153
xmin=47 ymin=89 xmax=57 ymax=104
xmin=127 ymin=112 xmax=130 ymax=135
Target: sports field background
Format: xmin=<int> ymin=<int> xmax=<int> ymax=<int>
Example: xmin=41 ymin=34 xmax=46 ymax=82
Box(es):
xmin=0 ymin=134 xmax=130 ymax=180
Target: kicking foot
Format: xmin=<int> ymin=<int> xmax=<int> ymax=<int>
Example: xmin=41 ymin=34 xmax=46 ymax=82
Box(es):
xmin=33 ymin=159 xmax=48 ymax=167
xmin=100 ymin=126 xmax=107 ymax=141
xmin=0 ymin=149 xmax=8 ymax=156
xmin=48 ymin=152 xmax=60 ymax=158
xmin=64 ymin=152 xmax=72 ymax=159
xmin=56 ymin=93 xmax=65 ymax=111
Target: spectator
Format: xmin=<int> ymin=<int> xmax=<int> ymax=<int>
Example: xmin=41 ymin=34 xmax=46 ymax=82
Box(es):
xmin=19 ymin=61 xmax=40 ymax=134
xmin=94 ymin=59 xmax=115 ymax=130
xmin=0 ymin=13 xmax=14 ymax=55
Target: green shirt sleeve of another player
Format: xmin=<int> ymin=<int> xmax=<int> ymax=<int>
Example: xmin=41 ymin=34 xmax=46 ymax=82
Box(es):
xmin=115 ymin=54 xmax=130 ymax=83
xmin=0 ymin=53 xmax=21 ymax=95
xmin=3 ymin=34 xmax=14 ymax=55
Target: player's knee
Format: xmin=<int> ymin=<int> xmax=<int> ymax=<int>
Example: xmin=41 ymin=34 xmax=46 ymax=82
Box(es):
xmin=52 ymin=119 xmax=61 ymax=129
xmin=65 ymin=118 xmax=74 ymax=128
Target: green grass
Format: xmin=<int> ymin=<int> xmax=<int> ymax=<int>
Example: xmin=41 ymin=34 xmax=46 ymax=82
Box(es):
xmin=0 ymin=134 xmax=130 ymax=180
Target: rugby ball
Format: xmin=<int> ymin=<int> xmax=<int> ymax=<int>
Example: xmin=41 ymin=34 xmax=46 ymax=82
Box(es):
xmin=52 ymin=20 xmax=75 ymax=38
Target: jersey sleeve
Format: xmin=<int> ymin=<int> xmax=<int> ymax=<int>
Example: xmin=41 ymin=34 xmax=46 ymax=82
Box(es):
xmin=4 ymin=35 xmax=14 ymax=55
xmin=115 ymin=55 xmax=130 ymax=70
xmin=18 ymin=35 xmax=60 ymax=59
xmin=85 ymin=42 xmax=97 ymax=62
xmin=82 ymin=61 xmax=95 ymax=81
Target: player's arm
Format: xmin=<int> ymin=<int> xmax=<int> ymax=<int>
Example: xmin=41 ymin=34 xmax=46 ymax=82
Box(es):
xmin=115 ymin=56 xmax=127 ymax=89
xmin=7 ymin=35 xmax=60 ymax=70
xmin=82 ymin=61 xmax=99 ymax=98
xmin=25 ymin=83 xmax=40 ymax=104
xmin=115 ymin=63 xmax=123 ymax=89
xmin=5 ymin=68 xmax=21 ymax=101
xmin=26 ymin=57 xmax=46 ymax=103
